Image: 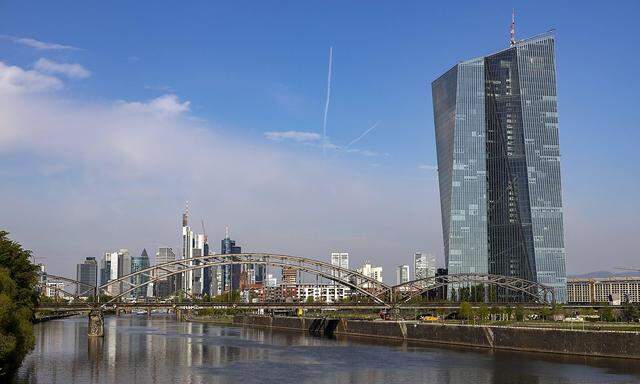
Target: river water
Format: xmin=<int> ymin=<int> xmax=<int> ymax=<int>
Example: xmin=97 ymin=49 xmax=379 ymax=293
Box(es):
xmin=12 ymin=315 xmax=640 ymax=384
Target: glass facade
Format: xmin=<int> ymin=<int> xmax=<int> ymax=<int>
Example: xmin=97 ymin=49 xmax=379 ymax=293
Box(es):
xmin=432 ymin=33 xmax=567 ymax=302
xmin=433 ymin=58 xmax=488 ymax=275
xmin=131 ymin=249 xmax=150 ymax=298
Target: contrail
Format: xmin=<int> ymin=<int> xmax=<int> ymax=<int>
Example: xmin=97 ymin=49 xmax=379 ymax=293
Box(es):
xmin=346 ymin=121 xmax=381 ymax=148
xmin=322 ymin=46 xmax=333 ymax=156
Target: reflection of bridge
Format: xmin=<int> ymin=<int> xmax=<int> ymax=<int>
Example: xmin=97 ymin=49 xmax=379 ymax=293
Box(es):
xmin=37 ymin=253 xmax=556 ymax=335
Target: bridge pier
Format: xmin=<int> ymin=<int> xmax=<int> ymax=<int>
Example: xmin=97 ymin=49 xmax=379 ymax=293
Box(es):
xmin=147 ymin=308 xmax=152 ymax=318
xmin=88 ymin=308 xmax=104 ymax=337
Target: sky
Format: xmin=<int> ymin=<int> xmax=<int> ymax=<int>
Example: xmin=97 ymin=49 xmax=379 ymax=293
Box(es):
xmin=0 ymin=1 xmax=639 ymax=281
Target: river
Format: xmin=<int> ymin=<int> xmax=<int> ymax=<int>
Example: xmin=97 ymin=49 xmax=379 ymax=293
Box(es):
xmin=12 ymin=315 xmax=640 ymax=384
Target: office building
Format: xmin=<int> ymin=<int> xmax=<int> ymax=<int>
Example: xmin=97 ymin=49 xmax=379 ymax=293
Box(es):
xmin=76 ymin=257 xmax=98 ymax=296
xmin=431 ymin=28 xmax=567 ymax=301
xmin=155 ymin=247 xmax=177 ymax=297
xmin=414 ymin=252 xmax=436 ymax=281
xmin=131 ymin=249 xmax=150 ymax=298
xmin=396 ymin=265 xmax=410 ymax=285
xmin=567 ymin=277 xmax=640 ymax=304
xmin=100 ymin=249 xmax=130 ymax=296
xmin=221 ymin=226 xmax=242 ymax=292
xmin=331 ymin=252 xmax=349 ymax=281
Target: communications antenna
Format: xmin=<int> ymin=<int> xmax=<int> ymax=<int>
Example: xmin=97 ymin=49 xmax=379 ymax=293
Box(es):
xmin=510 ymin=9 xmax=516 ymax=46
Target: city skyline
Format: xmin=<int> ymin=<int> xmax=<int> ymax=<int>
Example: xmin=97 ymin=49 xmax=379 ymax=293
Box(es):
xmin=1 ymin=2 xmax=639 ymax=284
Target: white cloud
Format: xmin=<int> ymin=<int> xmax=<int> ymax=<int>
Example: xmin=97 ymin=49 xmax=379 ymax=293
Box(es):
xmin=0 ymin=61 xmax=63 ymax=93
xmin=418 ymin=164 xmax=438 ymax=171
xmin=118 ymin=94 xmax=190 ymax=117
xmin=264 ymin=130 xmax=322 ymax=142
xmin=2 ymin=35 xmax=79 ymax=50
xmin=34 ymin=58 xmax=91 ymax=79
xmin=0 ymin=91 xmax=440 ymax=282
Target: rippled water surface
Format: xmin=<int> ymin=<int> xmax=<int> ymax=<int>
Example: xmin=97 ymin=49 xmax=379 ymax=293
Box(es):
xmin=12 ymin=316 xmax=640 ymax=383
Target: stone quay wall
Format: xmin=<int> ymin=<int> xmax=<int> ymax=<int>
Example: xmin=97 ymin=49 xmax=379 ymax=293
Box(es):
xmin=233 ymin=315 xmax=640 ymax=359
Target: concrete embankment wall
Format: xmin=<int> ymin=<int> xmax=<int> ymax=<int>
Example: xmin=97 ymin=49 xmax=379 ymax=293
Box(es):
xmin=234 ymin=315 xmax=640 ymax=359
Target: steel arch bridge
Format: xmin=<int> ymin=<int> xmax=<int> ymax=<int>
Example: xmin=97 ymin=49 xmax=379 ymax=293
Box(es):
xmin=40 ymin=253 xmax=392 ymax=306
xmin=37 ymin=254 xmax=556 ymax=308
xmin=388 ymin=273 xmax=556 ymax=304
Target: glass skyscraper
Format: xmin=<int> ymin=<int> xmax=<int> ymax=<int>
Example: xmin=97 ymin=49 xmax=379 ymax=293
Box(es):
xmin=432 ymin=32 xmax=567 ymax=302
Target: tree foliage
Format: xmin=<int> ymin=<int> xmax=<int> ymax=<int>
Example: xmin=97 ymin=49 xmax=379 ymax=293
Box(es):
xmin=458 ymin=301 xmax=472 ymax=320
xmin=0 ymin=231 xmax=39 ymax=377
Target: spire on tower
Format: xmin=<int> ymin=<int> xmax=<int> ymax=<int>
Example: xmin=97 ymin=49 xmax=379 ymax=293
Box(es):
xmin=182 ymin=200 xmax=189 ymax=227
xmin=225 ymin=225 xmax=229 ymax=239
xmin=510 ymin=9 xmax=516 ymax=47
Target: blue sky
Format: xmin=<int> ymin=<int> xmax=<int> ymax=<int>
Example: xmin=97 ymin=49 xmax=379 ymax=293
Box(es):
xmin=0 ymin=1 xmax=638 ymax=279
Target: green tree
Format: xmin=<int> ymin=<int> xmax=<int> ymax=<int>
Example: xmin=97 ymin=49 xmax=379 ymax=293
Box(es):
xmin=622 ymin=303 xmax=639 ymax=322
xmin=515 ymin=305 xmax=525 ymax=321
xmin=489 ymin=305 xmax=501 ymax=321
xmin=505 ymin=305 xmax=513 ymax=321
xmin=598 ymin=307 xmax=614 ymax=322
xmin=539 ymin=307 xmax=552 ymax=321
xmin=305 ymin=295 xmax=315 ymax=304
xmin=0 ymin=231 xmax=39 ymax=377
xmin=478 ymin=304 xmax=489 ymax=323
xmin=458 ymin=301 xmax=472 ymax=321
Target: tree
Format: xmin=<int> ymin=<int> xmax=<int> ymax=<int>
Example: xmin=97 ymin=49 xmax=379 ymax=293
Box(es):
xmin=622 ymin=303 xmax=639 ymax=322
xmin=505 ymin=305 xmax=513 ymax=321
xmin=0 ymin=231 xmax=39 ymax=377
xmin=478 ymin=304 xmax=489 ymax=323
xmin=458 ymin=301 xmax=472 ymax=321
xmin=305 ymin=295 xmax=315 ymax=304
xmin=598 ymin=307 xmax=614 ymax=322
xmin=490 ymin=305 xmax=501 ymax=321
xmin=515 ymin=305 xmax=525 ymax=321
xmin=539 ymin=307 xmax=552 ymax=321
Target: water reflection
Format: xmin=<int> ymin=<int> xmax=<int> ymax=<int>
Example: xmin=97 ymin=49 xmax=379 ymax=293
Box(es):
xmin=13 ymin=316 xmax=640 ymax=384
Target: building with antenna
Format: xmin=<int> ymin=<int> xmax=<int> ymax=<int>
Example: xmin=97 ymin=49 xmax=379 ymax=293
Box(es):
xmin=431 ymin=18 xmax=567 ymax=302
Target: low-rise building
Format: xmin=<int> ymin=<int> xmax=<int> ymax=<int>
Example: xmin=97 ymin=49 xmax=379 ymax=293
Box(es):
xmin=567 ymin=276 xmax=640 ymax=303
xmin=263 ymin=284 xmax=351 ymax=303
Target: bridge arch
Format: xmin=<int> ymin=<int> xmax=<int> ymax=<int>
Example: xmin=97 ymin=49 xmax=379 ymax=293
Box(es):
xmin=99 ymin=253 xmax=391 ymax=306
xmin=390 ymin=273 xmax=555 ymax=304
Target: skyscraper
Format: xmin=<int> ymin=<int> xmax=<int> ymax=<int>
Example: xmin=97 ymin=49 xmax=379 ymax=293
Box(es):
xmin=131 ymin=249 xmax=150 ymax=298
xmin=99 ymin=249 xmax=131 ymax=296
xmin=76 ymin=257 xmax=97 ymax=296
xmin=330 ymin=251 xmax=349 ymax=281
xmin=155 ymin=247 xmax=176 ymax=297
xmin=181 ymin=206 xmax=194 ymax=294
xmin=414 ymin=252 xmax=436 ymax=281
xmin=396 ymin=265 xmax=410 ymax=285
xmin=221 ymin=227 xmax=242 ymax=292
xmin=431 ymin=29 xmax=567 ymax=302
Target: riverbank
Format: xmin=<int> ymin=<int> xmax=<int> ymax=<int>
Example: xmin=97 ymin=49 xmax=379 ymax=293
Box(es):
xmin=234 ymin=315 xmax=640 ymax=360
xmin=186 ymin=315 xmax=235 ymax=325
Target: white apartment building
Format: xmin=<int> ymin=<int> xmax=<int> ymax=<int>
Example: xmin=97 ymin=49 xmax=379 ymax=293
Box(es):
xmin=357 ymin=262 xmax=383 ymax=288
xmin=295 ymin=284 xmax=351 ymax=303
xmin=567 ymin=277 xmax=640 ymax=303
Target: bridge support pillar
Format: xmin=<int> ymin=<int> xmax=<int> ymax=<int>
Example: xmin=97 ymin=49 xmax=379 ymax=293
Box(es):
xmin=175 ymin=309 xmax=182 ymax=321
xmin=147 ymin=308 xmax=151 ymax=318
xmin=88 ymin=309 xmax=104 ymax=337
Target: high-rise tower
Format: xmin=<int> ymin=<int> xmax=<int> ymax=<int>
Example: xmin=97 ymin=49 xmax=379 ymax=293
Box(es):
xmin=431 ymin=28 xmax=567 ymax=302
